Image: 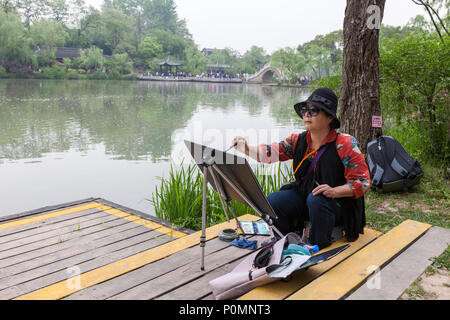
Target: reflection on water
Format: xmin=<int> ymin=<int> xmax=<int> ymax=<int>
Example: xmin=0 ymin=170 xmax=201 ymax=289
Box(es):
xmin=0 ymin=79 xmax=308 ymax=217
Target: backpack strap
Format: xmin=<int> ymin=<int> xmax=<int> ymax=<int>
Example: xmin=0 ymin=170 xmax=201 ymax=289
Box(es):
xmin=391 ymin=157 xmax=409 ymax=177
xmin=372 ymin=164 xmax=385 ymax=187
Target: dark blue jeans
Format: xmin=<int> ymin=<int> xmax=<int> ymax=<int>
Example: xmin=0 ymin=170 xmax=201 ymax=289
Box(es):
xmin=268 ymin=189 xmax=342 ymax=249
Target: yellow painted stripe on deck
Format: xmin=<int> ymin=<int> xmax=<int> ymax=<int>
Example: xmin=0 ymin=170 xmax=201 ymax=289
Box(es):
xmin=103 ymin=207 xmax=187 ymax=239
xmin=0 ymin=202 xmax=104 ymax=231
xmin=286 ymin=220 xmax=431 ymax=300
xmin=239 ymin=227 xmax=382 ymax=300
xmin=15 ymin=214 xmax=260 ymax=300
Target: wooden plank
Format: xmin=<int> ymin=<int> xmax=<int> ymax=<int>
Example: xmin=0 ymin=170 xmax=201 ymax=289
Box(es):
xmin=0 ymin=228 xmax=166 ymax=291
xmin=0 ymin=210 xmax=116 ymax=251
xmin=105 ymin=208 xmax=186 ymax=239
xmin=0 ymin=215 xmax=140 ymax=269
xmin=14 ymin=214 xmax=260 ymax=300
xmin=0 ymin=202 xmax=103 ymax=231
xmin=238 ymin=228 xmax=382 ymax=300
xmin=155 ymin=251 xmax=247 ymax=300
xmin=0 ymin=223 xmax=159 ymax=279
xmin=97 ymin=198 xmax=194 ymax=235
xmin=0 ymin=207 xmax=103 ymax=238
xmin=64 ymin=237 xmax=240 ymax=300
xmin=0 ymin=230 xmax=167 ymax=297
xmin=108 ymin=235 xmax=267 ymax=300
xmin=2 ymin=231 xmax=172 ymax=299
xmin=0 ymin=211 xmax=132 ymax=260
xmin=286 ymin=220 xmax=431 ymax=300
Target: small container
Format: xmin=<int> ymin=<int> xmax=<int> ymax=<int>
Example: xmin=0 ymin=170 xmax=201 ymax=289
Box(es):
xmin=218 ymin=228 xmax=240 ymax=242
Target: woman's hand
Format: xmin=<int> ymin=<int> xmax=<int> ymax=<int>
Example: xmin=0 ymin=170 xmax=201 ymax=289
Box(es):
xmin=313 ymin=184 xmax=354 ymax=199
xmin=312 ymin=184 xmax=337 ymax=199
xmin=232 ymin=136 xmax=248 ymax=154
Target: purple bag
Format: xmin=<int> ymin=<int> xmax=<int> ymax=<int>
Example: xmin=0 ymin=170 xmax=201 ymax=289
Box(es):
xmin=209 ymin=233 xmax=307 ymax=300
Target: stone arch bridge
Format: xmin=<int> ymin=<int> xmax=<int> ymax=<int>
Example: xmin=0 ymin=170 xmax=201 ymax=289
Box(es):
xmin=247 ymin=64 xmax=283 ymax=84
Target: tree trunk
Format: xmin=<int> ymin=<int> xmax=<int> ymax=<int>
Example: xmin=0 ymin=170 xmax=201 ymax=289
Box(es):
xmin=339 ymin=0 xmax=386 ymax=154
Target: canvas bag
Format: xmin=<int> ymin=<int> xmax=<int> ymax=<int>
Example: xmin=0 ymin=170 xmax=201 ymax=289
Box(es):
xmin=209 ymin=233 xmax=309 ymax=300
xmin=366 ymin=136 xmax=423 ymax=193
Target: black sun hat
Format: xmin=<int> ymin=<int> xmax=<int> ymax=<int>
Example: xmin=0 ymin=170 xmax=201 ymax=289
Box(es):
xmin=294 ymin=87 xmax=341 ymax=129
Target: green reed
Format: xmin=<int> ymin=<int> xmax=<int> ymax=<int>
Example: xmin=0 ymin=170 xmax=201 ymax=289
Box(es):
xmin=150 ymin=161 xmax=291 ymax=231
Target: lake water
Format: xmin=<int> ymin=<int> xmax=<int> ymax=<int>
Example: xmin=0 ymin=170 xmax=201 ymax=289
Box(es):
xmin=0 ymin=79 xmax=308 ymax=218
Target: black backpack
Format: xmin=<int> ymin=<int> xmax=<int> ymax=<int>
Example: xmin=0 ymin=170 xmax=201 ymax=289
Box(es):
xmin=366 ymin=136 xmax=423 ymax=193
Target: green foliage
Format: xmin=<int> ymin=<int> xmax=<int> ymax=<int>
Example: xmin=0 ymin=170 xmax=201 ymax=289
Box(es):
xmin=88 ymin=70 xmax=108 ymax=80
xmin=67 ymin=71 xmax=79 ymax=79
xmin=311 ymin=73 xmax=342 ymax=97
xmin=81 ymin=46 xmax=104 ymax=70
xmin=181 ymin=41 xmax=208 ymax=75
xmin=36 ymin=51 xmax=56 ymax=68
xmin=41 ymin=64 xmax=66 ymax=79
xmin=380 ymin=32 xmax=449 ymax=164
xmin=271 ymin=47 xmax=305 ymax=83
xmin=240 ymin=46 xmax=269 ymax=74
xmin=29 ymin=19 xmax=68 ymax=49
xmin=100 ymin=7 xmax=133 ymax=54
xmin=207 ymin=48 xmax=241 ymax=73
xmin=138 ymin=36 xmax=164 ymax=68
xmin=0 ymin=11 xmax=36 ymax=67
xmin=150 ymin=29 xmax=187 ymax=61
xmin=0 ymin=65 xmax=6 ymax=77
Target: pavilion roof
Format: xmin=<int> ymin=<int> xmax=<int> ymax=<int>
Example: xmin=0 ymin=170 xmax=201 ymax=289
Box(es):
xmin=156 ymin=56 xmax=183 ymax=66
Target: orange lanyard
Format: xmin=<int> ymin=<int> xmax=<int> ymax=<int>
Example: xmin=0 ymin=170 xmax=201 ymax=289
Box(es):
xmin=291 ymin=148 xmax=318 ymax=181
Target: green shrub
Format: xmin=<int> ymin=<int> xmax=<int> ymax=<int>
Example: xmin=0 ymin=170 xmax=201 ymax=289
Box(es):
xmin=41 ymin=65 xmax=66 ymax=79
xmin=380 ymin=33 xmax=449 ymax=165
xmin=67 ymin=72 xmax=79 ymax=80
xmin=78 ymin=69 xmax=86 ymax=74
xmin=120 ymin=73 xmax=137 ymax=80
xmin=88 ymin=70 xmax=108 ymax=80
xmin=0 ymin=66 xmax=7 ymax=77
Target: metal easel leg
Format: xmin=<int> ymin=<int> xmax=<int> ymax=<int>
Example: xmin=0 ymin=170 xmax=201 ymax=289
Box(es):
xmin=225 ymin=199 xmax=244 ymax=234
xmin=200 ymin=166 xmax=208 ymax=271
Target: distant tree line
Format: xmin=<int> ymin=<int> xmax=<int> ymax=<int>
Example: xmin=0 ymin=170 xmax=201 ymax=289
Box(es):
xmin=0 ymin=0 xmax=271 ymax=79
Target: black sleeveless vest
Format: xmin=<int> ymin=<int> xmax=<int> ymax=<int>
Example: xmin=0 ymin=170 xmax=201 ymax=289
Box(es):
xmin=292 ymin=131 xmax=366 ymax=242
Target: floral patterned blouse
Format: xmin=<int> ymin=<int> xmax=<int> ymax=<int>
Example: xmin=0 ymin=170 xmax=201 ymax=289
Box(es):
xmin=258 ymin=129 xmax=371 ymax=199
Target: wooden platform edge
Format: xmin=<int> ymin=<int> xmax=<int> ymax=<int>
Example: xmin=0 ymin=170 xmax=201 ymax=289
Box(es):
xmin=0 ymin=198 xmax=99 ymax=223
xmin=286 ymin=220 xmax=432 ymax=300
xmin=346 ymin=226 xmax=450 ymax=300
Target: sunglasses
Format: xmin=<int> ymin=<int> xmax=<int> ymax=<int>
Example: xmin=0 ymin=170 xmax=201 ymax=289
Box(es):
xmin=300 ymin=106 xmax=321 ymax=118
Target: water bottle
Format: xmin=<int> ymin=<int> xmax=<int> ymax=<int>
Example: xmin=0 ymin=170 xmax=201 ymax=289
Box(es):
xmin=302 ymin=244 xmax=320 ymax=254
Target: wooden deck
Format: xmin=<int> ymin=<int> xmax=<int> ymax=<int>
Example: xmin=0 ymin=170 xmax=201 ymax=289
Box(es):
xmin=0 ymin=198 xmax=438 ymax=300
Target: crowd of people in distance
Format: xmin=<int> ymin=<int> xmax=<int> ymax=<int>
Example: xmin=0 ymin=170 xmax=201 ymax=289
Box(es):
xmin=143 ymin=70 xmax=249 ymax=80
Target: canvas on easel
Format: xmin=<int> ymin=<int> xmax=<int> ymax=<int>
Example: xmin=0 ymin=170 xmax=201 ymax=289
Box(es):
xmin=184 ymin=140 xmax=282 ymax=270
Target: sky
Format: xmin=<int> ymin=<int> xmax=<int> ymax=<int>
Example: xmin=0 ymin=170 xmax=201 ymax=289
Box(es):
xmin=86 ymin=0 xmax=426 ymax=54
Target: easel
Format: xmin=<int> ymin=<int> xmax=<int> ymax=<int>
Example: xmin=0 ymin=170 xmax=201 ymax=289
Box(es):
xmin=187 ymin=142 xmax=283 ymax=270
